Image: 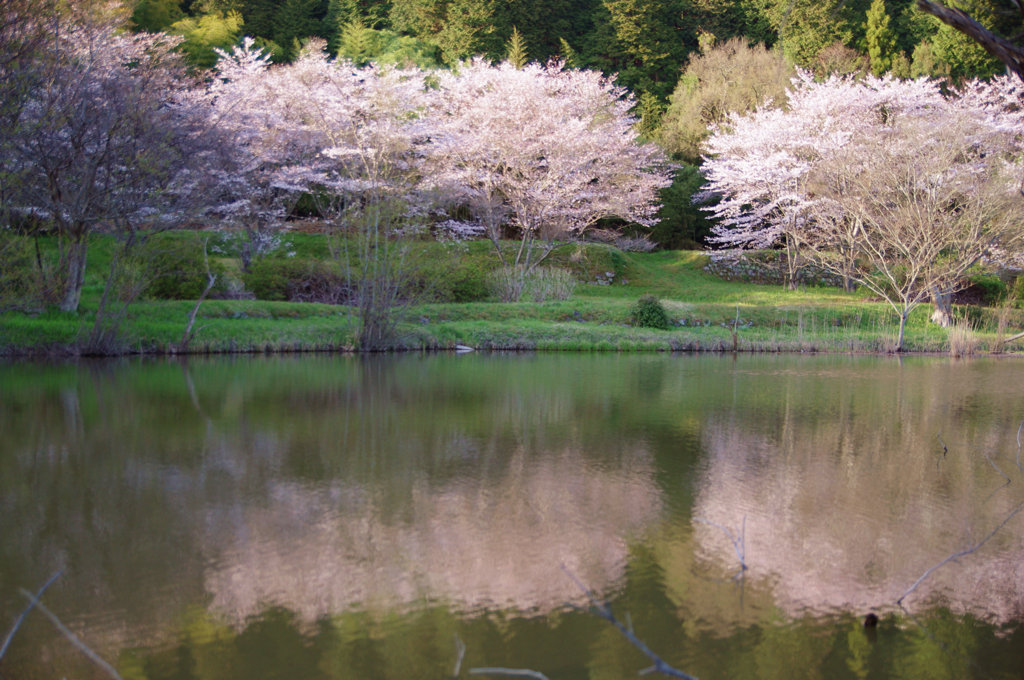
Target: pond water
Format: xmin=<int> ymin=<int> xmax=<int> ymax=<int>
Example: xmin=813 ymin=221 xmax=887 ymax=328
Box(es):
xmin=1 ymin=353 xmax=1023 ymax=680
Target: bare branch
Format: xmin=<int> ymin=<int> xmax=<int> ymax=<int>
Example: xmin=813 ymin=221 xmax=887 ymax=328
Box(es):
xmin=1017 ymin=420 xmax=1023 ymax=472
xmin=18 ymin=587 xmax=125 ymax=680
xmin=561 ymin=566 xmax=699 ymax=680
xmin=896 ymin=502 xmax=1024 ymax=606
xmin=179 ymin=237 xmax=217 ymax=352
xmin=0 ymin=570 xmax=62 ymax=662
xmin=694 ymin=516 xmax=748 ymax=573
xmin=453 ymin=634 xmax=467 ymax=678
xmin=916 ymin=0 xmax=1024 ymax=79
xmin=982 ymin=449 xmax=1012 ymax=484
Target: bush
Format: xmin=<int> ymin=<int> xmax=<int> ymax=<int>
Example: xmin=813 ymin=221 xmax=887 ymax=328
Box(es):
xmin=487 ymin=265 xmax=577 ymax=303
xmin=963 ymin=273 xmax=1007 ymax=306
xmin=141 ymin=235 xmax=228 ymax=300
xmin=524 ymin=266 xmax=576 ymax=302
xmin=629 ymin=295 xmax=671 ymax=329
xmin=243 ymin=257 xmax=349 ymax=304
xmin=0 ymin=233 xmax=42 ymax=310
xmin=410 ymin=253 xmax=492 ymax=302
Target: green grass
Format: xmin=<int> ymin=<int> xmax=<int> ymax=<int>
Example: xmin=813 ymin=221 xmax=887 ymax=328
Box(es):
xmin=1 ymin=232 xmax=1021 ymax=356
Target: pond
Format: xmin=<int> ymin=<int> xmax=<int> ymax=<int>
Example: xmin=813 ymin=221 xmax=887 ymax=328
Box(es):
xmin=1 ymin=353 xmax=1023 ymax=680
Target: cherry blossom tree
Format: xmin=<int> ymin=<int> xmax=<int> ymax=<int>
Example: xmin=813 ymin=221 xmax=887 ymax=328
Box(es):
xmin=4 ymin=15 xmax=222 ymax=314
xmin=702 ymin=73 xmax=1024 ymax=349
xmin=426 ymin=59 xmax=672 ymax=300
xmin=210 ymin=38 xmax=435 ymax=347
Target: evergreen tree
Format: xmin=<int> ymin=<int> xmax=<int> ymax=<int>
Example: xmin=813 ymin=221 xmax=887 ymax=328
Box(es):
xmin=558 ymin=37 xmax=579 ymax=67
xmin=506 ymin=25 xmax=528 ymax=67
xmin=635 ymin=90 xmax=664 ymax=139
xmin=240 ymin=0 xmax=278 ymax=40
xmin=436 ymin=0 xmax=501 ymax=63
xmin=336 ymin=16 xmax=379 ymax=63
xmin=273 ymin=0 xmax=328 ymax=60
xmin=170 ymin=11 xmax=244 ymax=68
xmin=865 ymin=0 xmax=896 ymax=75
xmin=585 ymin=0 xmax=692 ymax=100
xmin=131 ymin=0 xmax=185 ymax=32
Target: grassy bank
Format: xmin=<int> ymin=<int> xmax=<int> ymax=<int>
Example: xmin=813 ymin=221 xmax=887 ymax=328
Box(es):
xmin=1 ymin=232 xmax=1022 ymax=356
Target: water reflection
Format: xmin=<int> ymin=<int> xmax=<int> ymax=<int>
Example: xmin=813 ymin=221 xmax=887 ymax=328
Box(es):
xmin=2 ymin=355 xmax=1024 ymax=680
xmin=203 ymin=445 xmax=661 ymax=622
xmin=690 ymin=359 xmax=1024 ymax=623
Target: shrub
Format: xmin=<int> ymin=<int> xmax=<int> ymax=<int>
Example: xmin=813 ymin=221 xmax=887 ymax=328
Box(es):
xmin=524 ymin=266 xmax=576 ymax=302
xmin=487 ymin=265 xmax=577 ymax=302
xmin=629 ymin=295 xmax=671 ymax=329
xmin=243 ymin=257 xmax=349 ymax=304
xmin=948 ymin=316 xmax=979 ymax=358
xmin=410 ymin=253 xmax=492 ymax=302
xmin=488 ymin=266 xmax=526 ymax=302
xmin=141 ymin=235 xmax=228 ymax=300
xmin=0 ymin=233 xmax=42 ymax=310
xmin=963 ymin=273 xmax=1007 ymax=306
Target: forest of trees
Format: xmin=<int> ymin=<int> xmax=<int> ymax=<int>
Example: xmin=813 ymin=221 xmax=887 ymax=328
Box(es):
xmin=120 ymin=0 xmax=1024 ymax=250
xmin=130 ymin=0 xmax=1023 ymax=91
xmin=2 ymin=0 xmax=1023 ymax=351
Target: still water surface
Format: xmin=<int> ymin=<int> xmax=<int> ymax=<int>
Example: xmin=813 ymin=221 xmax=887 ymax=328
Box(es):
xmin=1 ymin=354 xmax=1023 ymax=679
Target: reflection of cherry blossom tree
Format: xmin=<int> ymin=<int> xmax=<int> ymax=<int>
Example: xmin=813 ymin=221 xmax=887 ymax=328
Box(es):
xmin=427 ymin=60 xmax=672 ymax=299
xmin=702 ymin=73 xmax=1024 ymax=347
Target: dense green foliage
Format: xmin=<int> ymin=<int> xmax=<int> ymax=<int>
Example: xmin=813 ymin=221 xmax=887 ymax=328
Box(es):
xmin=629 ymin=294 xmax=671 ymax=329
xmin=129 ymin=0 xmax=1009 ymax=93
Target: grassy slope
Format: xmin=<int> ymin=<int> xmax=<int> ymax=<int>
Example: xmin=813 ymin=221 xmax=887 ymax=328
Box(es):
xmin=0 ymin=234 xmax=1018 ymax=355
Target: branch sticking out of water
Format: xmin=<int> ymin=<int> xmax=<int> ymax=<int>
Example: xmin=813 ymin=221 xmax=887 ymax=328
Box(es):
xmin=453 ymin=634 xmax=467 ymax=677
xmin=1016 ymin=420 xmax=1022 ymax=472
xmin=0 ymin=570 xmax=63 ymax=662
xmin=470 ymin=668 xmax=550 ymax=680
xmin=896 ymin=501 xmax=1024 ymax=607
xmin=694 ymin=516 xmax=747 ymax=575
xmin=18 ymin=587 xmax=125 ymax=680
xmin=561 ymin=565 xmax=699 ymax=680
xmin=982 ymin=449 xmax=1012 ymax=484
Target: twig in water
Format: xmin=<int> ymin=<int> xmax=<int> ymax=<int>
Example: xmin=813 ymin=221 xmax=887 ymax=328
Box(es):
xmin=1016 ymin=420 xmax=1022 ymax=472
xmin=453 ymin=634 xmax=467 ymax=677
xmin=469 ymin=668 xmax=550 ymax=680
xmin=561 ymin=565 xmax=699 ymax=680
xmin=982 ymin=449 xmax=1012 ymax=484
xmin=694 ymin=516 xmax=747 ymax=574
xmin=18 ymin=588 xmax=125 ymax=680
xmin=936 ymin=434 xmax=948 ymax=457
xmin=0 ymin=570 xmax=63 ymax=662
xmin=896 ymin=501 xmax=1024 ymax=607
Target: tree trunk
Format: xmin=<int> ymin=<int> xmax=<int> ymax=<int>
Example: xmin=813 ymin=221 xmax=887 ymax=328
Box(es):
xmin=930 ymin=287 xmax=952 ymax=327
xmin=58 ymin=233 xmax=88 ymax=312
xmin=896 ymin=311 xmax=908 ymax=352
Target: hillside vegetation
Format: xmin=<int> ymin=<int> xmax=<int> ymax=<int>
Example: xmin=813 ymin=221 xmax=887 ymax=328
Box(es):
xmin=2 ymin=232 xmax=1022 ymax=356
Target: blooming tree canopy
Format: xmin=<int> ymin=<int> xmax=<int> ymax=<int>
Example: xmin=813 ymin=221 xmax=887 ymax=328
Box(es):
xmin=426 ymin=59 xmax=673 ymax=272
xmin=4 ymin=17 xmax=220 ymax=312
xmin=209 ymin=38 xmax=434 ymax=265
xmin=701 ymin=72 xmax=1024 ymax=348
